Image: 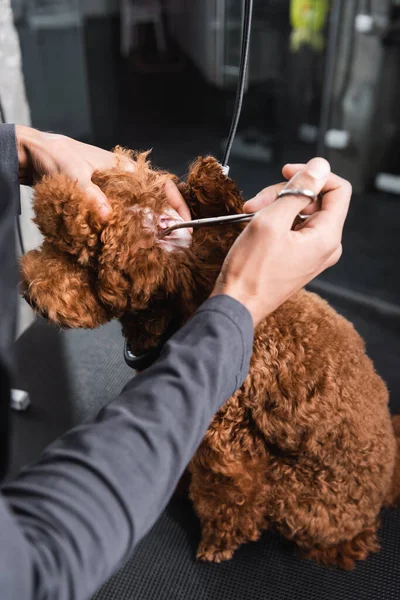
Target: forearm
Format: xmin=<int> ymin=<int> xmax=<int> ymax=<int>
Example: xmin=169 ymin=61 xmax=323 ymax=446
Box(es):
xmin=1 ymin=295 xmax=253 ymax=600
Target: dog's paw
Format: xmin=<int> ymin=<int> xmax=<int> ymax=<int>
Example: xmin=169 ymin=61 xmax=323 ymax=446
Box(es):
xmin=196 ymin=546 xmax=235 ymax=563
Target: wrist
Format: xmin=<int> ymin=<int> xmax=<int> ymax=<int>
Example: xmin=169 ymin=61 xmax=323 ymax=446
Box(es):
xmin=15 ymin=125 xmax=40 ymax=184
xmin=16 ymin=125 xmax=55 ymax=186
xmin=15 ymin=125 xmax=28 ymax=169
xmin=15 ymin=125 xmax=37 ymax=163
xmin=211 ymin=284 xmax=259 ymax=327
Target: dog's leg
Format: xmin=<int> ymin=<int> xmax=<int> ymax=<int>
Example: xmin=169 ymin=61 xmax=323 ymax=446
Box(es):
xmin=268 ymin=475 xmax=383 ymax=570
xmin=301 ymin=524 xmax=380 ymax=570
xmin=194 ymin=503 xmax=266 ymax=563
xmin=189 ymin=461 xmax=268 ymax=563
xmin=384 ymin=415 xmax=400 ymax=506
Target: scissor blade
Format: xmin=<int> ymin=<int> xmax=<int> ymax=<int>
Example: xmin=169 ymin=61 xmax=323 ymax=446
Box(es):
xmin=160 ymin=212 xmax=256 ymax=238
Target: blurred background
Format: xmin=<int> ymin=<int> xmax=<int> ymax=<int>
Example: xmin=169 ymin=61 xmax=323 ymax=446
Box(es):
xmin=1 ymin=0 xmax=399 ymax=313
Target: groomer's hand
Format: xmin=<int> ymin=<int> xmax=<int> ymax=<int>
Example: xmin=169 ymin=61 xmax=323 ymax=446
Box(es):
xmin=15 ymin=125 xmax=191 ymax=221
xmin=212 ymin=158 xmax=352 ymax=326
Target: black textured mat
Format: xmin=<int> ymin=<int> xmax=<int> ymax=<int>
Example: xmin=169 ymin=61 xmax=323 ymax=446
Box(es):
xmin=93 ymin=500 xmax=400 ymax=600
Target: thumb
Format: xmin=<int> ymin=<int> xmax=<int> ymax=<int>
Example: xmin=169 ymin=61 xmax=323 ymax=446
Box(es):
xmin=83 ymin=183 xmax=112 ymax=221
xmin=165 ymin=179 xmax=192 ymax=222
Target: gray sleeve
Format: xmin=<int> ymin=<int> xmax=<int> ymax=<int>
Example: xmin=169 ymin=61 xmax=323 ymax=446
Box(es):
xmin=0 ymin=123 xmax=20 ymax=480
xmin=0 ymin=295 xmax=254 ymax=600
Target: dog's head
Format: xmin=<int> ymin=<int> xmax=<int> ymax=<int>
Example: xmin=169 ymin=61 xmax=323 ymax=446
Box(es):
xmin=20 ymin=150 xmax=245 ymax=349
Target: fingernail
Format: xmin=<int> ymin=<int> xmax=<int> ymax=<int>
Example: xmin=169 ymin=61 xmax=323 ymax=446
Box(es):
xmin=308 ymin=158 xmax=330 ymax=180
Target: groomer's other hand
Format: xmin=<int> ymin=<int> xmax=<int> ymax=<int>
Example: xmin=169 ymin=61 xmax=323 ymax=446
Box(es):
xmin=16 ymin=125 xmax=134 ymax=219
xmin=212 ymin=158 xmax=352 ymax=326
xmin=15 ymin=125 xmax=191 ymax=222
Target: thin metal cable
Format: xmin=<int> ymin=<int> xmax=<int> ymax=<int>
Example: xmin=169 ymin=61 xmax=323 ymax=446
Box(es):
xmin=222 ymin=0 xmax=254 ymax=168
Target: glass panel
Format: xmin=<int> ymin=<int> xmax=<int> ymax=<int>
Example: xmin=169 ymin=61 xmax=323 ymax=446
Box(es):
xmin=7 ymin=0 xmax=400 ymax=306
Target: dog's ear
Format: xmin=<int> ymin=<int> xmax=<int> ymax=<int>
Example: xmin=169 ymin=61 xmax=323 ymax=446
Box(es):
xmin=20 ymin=242 xmax=110 ymax=329
xmin=33 ymin=174 xmax=106 ymax=267
xmin=183 ymin=156 xmax=244 ymax=218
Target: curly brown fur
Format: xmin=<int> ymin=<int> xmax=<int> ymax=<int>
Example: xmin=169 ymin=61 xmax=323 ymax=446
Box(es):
xmin=385 ymin=415 xmax=400 ymax=506
xmin=303 ymin=526 xmax=380 ymax=570
xmin=20 ymin=150 xmax=399 ymax=569
xmin=20 ymin=241 xmax=110 ymax=328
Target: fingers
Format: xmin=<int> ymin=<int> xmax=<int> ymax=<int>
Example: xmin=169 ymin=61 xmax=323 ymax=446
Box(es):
xmin=327 ymin=244 xmax=343 ymax=267
xmin=263 ymin=158 xmax=331 ymax=229
xmin=245 ymin=158 xmax=331 ymax=222
xmin=84 ymin=142 xmax=135 ymax=174
xmin=115 ymin=153 xmax=136 ymax=173
xmin=75 ymin=148 xmax=135 ymax=220
xmin=284 ymin=157 xmax=330 ymax=196
xmin=74 ymin=161 xmax=112 ymax=220
xmin=299 ymin=172 xmax=352 ymax=238
xmin=281 ymin=163 xmax=321 ymax=217
xmin=283 ymin=162 xmax=352 ymax=227
xmin=243 ymin=182 xmax=287 ymax=213
xmin=286 ymin=163 xmax=351 ymax=265
xmin=295 ymin=176 xmax=351 ymax=264
xmin=318 ymin=175 xmax=352 ymax=227
xmin=165 ymin=179 xmax=192 ymax=222
xmin=282 ymin=163 xmax=305 ymax=180
xmin=83 ymin=183 xmax=112 ymax=220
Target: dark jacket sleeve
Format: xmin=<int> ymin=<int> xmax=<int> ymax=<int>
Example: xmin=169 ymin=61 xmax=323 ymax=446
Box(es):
xmin=0 ymin=123 xmax=20 ymax=480
xmin=0 ymin=123 xmax=254 ymax=600
xmin=1 ymin=296 xmax=253 ymax=600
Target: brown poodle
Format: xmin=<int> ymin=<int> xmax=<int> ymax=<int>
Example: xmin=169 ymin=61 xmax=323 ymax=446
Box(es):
xmin=20 ymin=149 xmax=400 ymax=570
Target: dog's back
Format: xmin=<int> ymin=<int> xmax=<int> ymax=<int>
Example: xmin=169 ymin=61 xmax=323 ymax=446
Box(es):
xmin=190 ymin=289 xmax=398 ymax=568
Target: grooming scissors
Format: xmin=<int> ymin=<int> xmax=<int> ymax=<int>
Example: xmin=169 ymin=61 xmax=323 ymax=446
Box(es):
xmin=159 ymin=188 xmax=318 ymax=238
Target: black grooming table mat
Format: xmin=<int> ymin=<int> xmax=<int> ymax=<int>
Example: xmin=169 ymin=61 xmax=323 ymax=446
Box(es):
xmin=93 ymin=501 xmax=400 ymax=600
